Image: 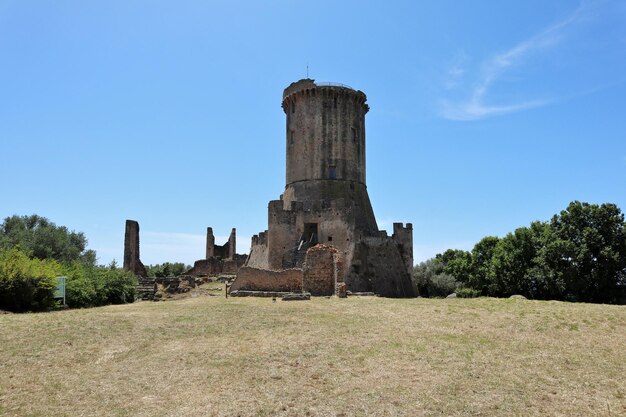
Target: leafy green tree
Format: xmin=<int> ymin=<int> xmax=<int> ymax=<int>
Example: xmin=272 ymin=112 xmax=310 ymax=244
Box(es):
xmin=545 ymin=201 xmax=626 ymax=303
xmin=0 ymin=215 xmax=96 ymax=267
xmin=412 ymin=258 xmax=460 ymax=297
xmin=468 ymin=236 xmax=499 ymax=294
xmin=436 ymin=249 xmax=472 ymax=284
xmin=488 ymin=222 xmax=551 ymax=298
xmin=146 ymin=262 xmax=190 ymax=277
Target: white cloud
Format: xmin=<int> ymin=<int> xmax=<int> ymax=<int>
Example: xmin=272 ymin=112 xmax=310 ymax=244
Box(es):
xmin=443 ymin=52 xmax=469 ymax=91
xmin=440 ymin=3 xmax=591 ymax=121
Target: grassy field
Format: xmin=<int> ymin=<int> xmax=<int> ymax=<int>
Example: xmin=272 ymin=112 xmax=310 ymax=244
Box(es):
xmin=0 ymin=295 xmax=624 ymax=417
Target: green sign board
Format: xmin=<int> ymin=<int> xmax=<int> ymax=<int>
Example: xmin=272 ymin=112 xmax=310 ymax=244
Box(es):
xmin=54 ymin=276 xmax=66 ymax=304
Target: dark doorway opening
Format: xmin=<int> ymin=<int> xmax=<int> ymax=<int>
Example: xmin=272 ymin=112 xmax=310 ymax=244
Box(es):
xmin=303 ymin=223 xmax=318 ymax=245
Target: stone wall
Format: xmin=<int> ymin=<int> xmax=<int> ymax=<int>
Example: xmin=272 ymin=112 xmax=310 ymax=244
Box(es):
xmin=123 ymin=219 xmax=147 ymax=277
xmin=392 ymin=222 xmax=414 ymax=273
xmin=282 ymin=80 xmax=369 ymax=186
xmin=346 ymin=237 xmax=416 ymax=298
xmin=230 ymin=267 xmax=302 ymax=292
xmin=185 ymin=255 xmax=247 ymax=276
xmin=302 ymin=244 xmax=344 ymax=296
xmin=245 ymin=231 xmax=269 ymax=269
xmin=207 ymin=227 xmax=237 ymax=260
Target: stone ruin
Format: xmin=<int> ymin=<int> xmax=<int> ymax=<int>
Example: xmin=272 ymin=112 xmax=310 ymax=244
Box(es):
xmin=123 ymin=220 xmax=147 ymax=277
xmin=184 ymin=227 xmax=247 ymax=276
xmin=123 ymin=220 xmax=247 ymax=300
xmin=232 ymin=79 xmax=415 ymax=297
xmin=124 ymin=79 xmax=416 ymax=298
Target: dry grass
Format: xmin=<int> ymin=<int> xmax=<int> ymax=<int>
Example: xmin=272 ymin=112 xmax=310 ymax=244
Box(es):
xmin=0 ymin=296 xmax=624 ymax=417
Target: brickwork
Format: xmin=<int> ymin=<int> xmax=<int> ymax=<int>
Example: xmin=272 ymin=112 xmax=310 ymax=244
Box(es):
xmin=230 ymin=267 xmax=303 ymax=293
xmin=302 ymin=244 xmax=344 ymax=296
xmin=123 ymin=219 xmax=147 ymax=277
xmin=205 ymin=227 xmax=215 ymax=258
xmin=242 ymin=79 xmax=416 ymax=298
xmin=392 ymin=223 xmax=414 ymax=273
xmin=184 ymin=255 xmax=247 ymax=276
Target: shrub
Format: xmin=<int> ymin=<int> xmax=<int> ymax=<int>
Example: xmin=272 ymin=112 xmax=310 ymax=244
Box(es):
xmin=0 ymin=248 xmax=59 ymax=312
xmin=412 ymin=259 xmax=461 ymax=297
xmin=456 ymin=287 xmax=481 ymax=298
xmin=99 ymin=268 xmax=137 ymax=304
xmin=64 ymin=263 xmax=137 ymax=308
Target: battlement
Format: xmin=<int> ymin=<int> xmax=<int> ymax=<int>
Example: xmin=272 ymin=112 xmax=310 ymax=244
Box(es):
xmin=393 ymin=222 xmax=413 ymax=234
xmin=251 ymin=231 xmax=268 ymax=246
xmin=392 ymin=223 xmax=414 ymax=273
xmin=282 ymin=78 xmax=368 ymax=114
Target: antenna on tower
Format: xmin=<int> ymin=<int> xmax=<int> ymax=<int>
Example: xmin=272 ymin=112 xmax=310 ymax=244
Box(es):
xmin=306 ymin=63 xmax=309 ymax=78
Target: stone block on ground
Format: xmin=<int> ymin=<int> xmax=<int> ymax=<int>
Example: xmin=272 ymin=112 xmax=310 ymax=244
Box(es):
xmin=336 ymin=282 xmax=347 ymax=298
xmin=281 ymin=292 xmax=311 ymax=301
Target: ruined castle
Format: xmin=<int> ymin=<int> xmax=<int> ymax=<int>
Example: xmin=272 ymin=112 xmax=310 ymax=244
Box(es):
xmin=124 ymin=79 xmax=416 ymax=298
xmin=235 ymin=79 xmax=415 ymax=297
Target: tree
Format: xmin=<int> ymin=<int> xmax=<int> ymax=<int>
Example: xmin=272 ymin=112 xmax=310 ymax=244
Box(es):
xmin=436 ymin=249 xmax=472 ymax=284
xmin=468 ymin=236 xmax=499 ymax=294
xmin=0 ymin=215 xmax=96 ymax=267
xmin=488 ymin=222 xmax=551 ymax=298
xmin=145 ymin=262 xmax=190 ymax=277
xmin=412 ymin=258 xmax=460 ymax=297
xmin=546 ymin=201 xmax=626 ymax=303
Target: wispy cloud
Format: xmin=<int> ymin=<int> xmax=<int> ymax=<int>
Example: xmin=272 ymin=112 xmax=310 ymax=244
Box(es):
xmin=440 ymin=3 xmax=591 ymax=121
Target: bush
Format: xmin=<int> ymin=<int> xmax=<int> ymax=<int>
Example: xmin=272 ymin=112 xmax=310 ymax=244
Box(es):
xmin=64 ymin=263 xmax=137 ymax=308
xmin=412 ymin=259 xmax=461 ymax=297
xmin=0 ymin=248 xmax=60 ymax=312
xmin=456 ymin=287 xmax=481 ymax=298
xmin=99 ymin=268 xmax=137 ymax=304
xmin=428 ymin=274 xmax=461 ymax=297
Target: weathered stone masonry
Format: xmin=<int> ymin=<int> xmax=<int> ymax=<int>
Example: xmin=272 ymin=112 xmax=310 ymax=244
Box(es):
xmin=237 ymin=79 xmax=416 ymax=297
xmin=123 ymin=219 xmax=147 ymax=277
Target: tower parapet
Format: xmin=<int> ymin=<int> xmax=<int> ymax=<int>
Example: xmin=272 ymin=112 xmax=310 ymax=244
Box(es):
xmin=392 ymin=223 xmax=414 ymax=273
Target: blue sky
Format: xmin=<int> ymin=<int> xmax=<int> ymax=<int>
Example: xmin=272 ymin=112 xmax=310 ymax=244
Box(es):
xmin=1 ymin=0 xmax=625 ymax=266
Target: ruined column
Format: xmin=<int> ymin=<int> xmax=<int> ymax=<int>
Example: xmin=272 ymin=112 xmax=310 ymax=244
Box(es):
xmin=123 ymin=219 xmax=147 ymax=277
xmin=206 ymin=227 xmax=215 ymax=259
xmin=228 ymin=228 xmax=236 ymax=260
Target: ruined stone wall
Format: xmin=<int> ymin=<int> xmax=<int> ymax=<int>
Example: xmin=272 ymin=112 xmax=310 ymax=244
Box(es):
xmin=392 ymin=222 xmax=414 ymax=273
xmin=205 ymin=227 xmax=215 ymax=258
xmin=184 ymin=255 xmax=247 ymax=276
xmin=123 ymin=219 xmax=147 ymax=277
xmin=345 ymin=237 xmax=416 ymax=298
xmin=205 ymin=227 xmax=236 ymax=260
xmin=267 ymin=200 xmax=298 ymax=270
xmin=228 ymin=228 xmax=236 ymax=259
xmin=230 ymin=267 xmax=302 ymax=292
xmin=302 ymin=244 xmax=344 ymax=296
xmin=245 ymin=231 xmax=269 ymax=270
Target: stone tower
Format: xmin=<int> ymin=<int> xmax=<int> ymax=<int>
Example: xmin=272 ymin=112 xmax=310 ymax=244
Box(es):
xmin=245 ymin=79 xmax=415 ymax=297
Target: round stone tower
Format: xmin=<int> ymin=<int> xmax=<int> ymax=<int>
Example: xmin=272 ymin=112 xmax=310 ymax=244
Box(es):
xmin=282 ymin=79 xmax=369 ymax=187
xmin=241 ymin=78 xmax=415 ymax=298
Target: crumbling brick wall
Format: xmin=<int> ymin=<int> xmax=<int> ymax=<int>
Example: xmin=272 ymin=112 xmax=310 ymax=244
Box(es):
xmin=230 ymin=267 xmax=302 ymax=292
xmin=185 ymin=255 xmax=247 ymax=276
xmin=302 ymin=244 xmax=344 ymax=296
xmin=123 ymin=219 xmax=147 ymax=277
